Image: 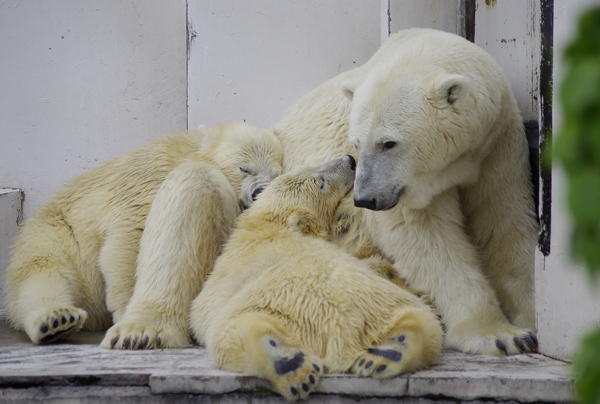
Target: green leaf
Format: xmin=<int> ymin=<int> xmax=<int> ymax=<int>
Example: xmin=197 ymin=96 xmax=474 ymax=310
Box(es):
xmin=573 ymin=328 xmax=600 ymax=404
xmin=561 ymin=58 xmax=600 ymax=114
xmin=568 ymin=169 xmax=600 ymax=224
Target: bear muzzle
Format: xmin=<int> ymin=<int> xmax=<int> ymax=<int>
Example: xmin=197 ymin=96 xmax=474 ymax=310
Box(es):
xmin=354 ymin=186 xmax=404 ymax=211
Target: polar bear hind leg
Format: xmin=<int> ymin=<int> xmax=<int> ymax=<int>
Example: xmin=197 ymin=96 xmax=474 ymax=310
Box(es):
xmin=351 ymin=306 xmax=443 ymax=378
xmin=209 ymin=311 xmax=323 ymax=401
xmin=11 ymin=273 xmax=89 ymax=344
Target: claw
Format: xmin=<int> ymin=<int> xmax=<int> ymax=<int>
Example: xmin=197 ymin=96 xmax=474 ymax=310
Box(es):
xmin=513 ymin=337 xmax=526 ymax=353
xmin=495 ymin=339 xmax=508 ymax=355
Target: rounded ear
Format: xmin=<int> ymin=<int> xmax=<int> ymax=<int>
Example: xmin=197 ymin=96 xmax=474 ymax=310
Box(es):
xmin=340 ymin=79 xmax=362 ymax=101
xmin=287 ymin=208 xmax=326 ymax=237
xmin=431 ymin=74 xmax=470 ymax=108
xmin=269 ymin=127 xmax=280 ymax=138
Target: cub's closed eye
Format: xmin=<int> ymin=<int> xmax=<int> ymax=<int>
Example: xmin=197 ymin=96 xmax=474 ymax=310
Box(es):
xmin=317 ymin=175 xmax=326 ymax=189
xmin=383 ymin=141 xmax=397 ymax=150
xmin=239 ymin=167 xmax=251 ymax=174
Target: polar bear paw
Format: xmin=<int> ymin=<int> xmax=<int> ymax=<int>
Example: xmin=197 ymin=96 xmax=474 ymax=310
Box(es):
xmin=447 ymin=323 xmax=538 ymax=355
xmin=351 ymin=333 xmax=410 ymax=378
xmin=264 ymin=337 xmax=323 ymax=401
xmin=32 ymin=307 xmax=88 ymax=344
xmin=101 ymin=319 xmax=191 ymax=350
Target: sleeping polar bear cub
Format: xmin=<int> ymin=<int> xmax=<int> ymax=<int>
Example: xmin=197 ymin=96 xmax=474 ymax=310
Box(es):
xmin=189 ymin=156 xmax=443 ymax=401
xmin=5 ymin=123 xmax=283 ymax=348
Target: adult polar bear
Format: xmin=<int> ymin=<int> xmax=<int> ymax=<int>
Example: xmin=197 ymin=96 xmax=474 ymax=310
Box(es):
xmin=275 ymin=29 xmax=539 ymax=355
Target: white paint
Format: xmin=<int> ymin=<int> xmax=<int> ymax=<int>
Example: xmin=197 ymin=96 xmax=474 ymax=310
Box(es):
xmin=473 ymin=0 xmax=540 ymax=122
xmin=0 ymin=189 xmax=22 ymax=308
xmin=187 ymin=0 xmax=380 ymax=129
xmin=535 ymin=0 xmax=600 ymax=360
xmin=0 ymin=1 xmax=188 ymax=222
xmin=386 ymin=0 xmax=458 ymax=39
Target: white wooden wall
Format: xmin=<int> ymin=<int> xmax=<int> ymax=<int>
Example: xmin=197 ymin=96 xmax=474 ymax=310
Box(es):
xmin=536 ymin=0 xmax=600 ymax=360
xmin=187 ymin=1 xmax=380 ymax=129
xmin=0 ymin=1 xmax=188 ymax=221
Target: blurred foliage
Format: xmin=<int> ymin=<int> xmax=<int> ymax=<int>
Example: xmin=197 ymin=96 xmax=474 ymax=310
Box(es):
xmin=554 ymin=7 xmax=600 ymax=404
xmin=555 ymin=7 xmax=600 ymax=277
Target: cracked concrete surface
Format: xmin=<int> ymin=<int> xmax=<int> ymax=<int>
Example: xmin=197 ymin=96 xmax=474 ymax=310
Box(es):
xmin=0 ymin=311 xmax=574 ymax=403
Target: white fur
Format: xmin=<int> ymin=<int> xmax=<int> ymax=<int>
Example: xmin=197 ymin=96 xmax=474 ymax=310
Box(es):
xmin=5 ymin=123 xmax=283 ymax=347
xmin=275 ymin=28 xmax=538 ymax=355
xmin=189 ymin=157 xmax=443 ymax=400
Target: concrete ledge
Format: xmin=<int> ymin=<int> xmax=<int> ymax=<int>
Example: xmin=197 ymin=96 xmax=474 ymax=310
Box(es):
xmin=0 ymin=312 xmax=575 ymax=403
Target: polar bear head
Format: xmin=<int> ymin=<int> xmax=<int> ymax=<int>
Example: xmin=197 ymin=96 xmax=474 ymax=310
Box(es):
xmin=249 ymin=155 xmax=356 ymax=237
xmin=341 ymin=33 xmax=510 ymax=211
xmin=198 ymin=123 xmax=284 ymax=210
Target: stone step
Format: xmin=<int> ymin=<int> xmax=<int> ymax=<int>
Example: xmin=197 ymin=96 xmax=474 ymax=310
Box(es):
xmin=0 ymin=311 xmax=574 ymax=403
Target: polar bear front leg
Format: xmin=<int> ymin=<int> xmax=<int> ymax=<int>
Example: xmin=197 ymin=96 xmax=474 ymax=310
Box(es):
xmin=365 ymin=188 xmax=537 ymax=355
xmin=101 ymin=162 xmax=240 ymax=349
xmin=208 ymin=311 xmax=323 ymax=401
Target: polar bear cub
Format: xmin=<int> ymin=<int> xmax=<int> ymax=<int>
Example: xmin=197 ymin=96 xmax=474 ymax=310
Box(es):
xmin=189 ymin=156 xmax=443 ymax=401
xmin=5 ymin=123 xmax=283 ymax=348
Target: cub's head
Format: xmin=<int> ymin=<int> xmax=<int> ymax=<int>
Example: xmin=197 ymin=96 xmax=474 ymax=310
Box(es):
xmin=199 ymin=123 xmax=283 ymax=209
xmin=249 ymin=155 xmax=356 ymax=237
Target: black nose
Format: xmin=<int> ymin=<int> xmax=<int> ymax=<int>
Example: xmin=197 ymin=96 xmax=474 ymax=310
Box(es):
xmin=252 ymin=187 xmax=265 ymax=201
xmin=354 ymin=197 xmax=377 ymax=210
xmin=347 ymin=155 xmax=356 ymax=170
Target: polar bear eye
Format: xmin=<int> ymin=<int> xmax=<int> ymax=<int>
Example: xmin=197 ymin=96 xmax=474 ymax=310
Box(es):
xmin=383 ymin=141 xmax=397 ymax=150
xmin=239 ymin=166 xmax=252 ymax=175
xmin=317 ymin=176 xmax=326 ymax=190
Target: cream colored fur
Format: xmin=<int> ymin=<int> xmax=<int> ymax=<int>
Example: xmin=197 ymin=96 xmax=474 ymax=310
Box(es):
xmin=275 ymin=28 xmax=539 ymax=355
xmin=5 ymin=123 xmax=283 ymax=348
xmin=189 ymin=157 xmax=443 ymax=401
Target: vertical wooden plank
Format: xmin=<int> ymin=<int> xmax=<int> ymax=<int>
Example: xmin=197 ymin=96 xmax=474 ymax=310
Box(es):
xmin=187 ymin=1 xmax=380 ymax=129
xmin=387 ymin=0 xmax=458 ymax=37
xmin=0 ymin=189 xmax=23 ymax=308
xmin=474 ymin=0 xmax=541 ymax=123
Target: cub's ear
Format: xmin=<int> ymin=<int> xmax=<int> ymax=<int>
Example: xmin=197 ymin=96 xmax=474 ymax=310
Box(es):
xmin=340 ymin=78 xmax=363 ymax=101
xmin=431 ymin=74 xmax=470 ymax=108
xmin=269 ymin=127 xmax=280 ymax=139
xmin=287 ymin=208 xmax=326 ymax=237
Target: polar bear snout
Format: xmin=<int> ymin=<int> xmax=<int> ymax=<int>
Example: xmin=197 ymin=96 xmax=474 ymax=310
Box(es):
xmin=353 ymin=186 xmax=403 ymax=211
xmin=252 ymin=187 xmax=265 ymax=201
xmin=345 ymin=154 xmax=356 ymax=170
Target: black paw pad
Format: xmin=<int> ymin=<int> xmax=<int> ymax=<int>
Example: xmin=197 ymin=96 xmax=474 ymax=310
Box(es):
xmin=365 ymin=361 xmax=373 ymax=369
xmin=309 ymin=375 xmax=315 ymax=384
xmin=274 ymin=352 xmax=305 ymax=375
xmin=302 ymin=383 xmax=309 ymax=392
xmin=269 ymin=339 xmax=277 ymax=347
xmin=52 ymin=318 xmax=59 ymax=328
xmin=368 ymin=348 xmax=403 ymax=362
xmin=40 ymin=327 xmax=72 ymax=344
xmin=377 ymin=365 xmax=387 ymax=372
xmin=290 ymin=386 xmax=298 ymax=396
xmin=40 ymin=323 xmax=49 ymax=334
xmin=312 ymin=364 xmax=320 ymax=372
